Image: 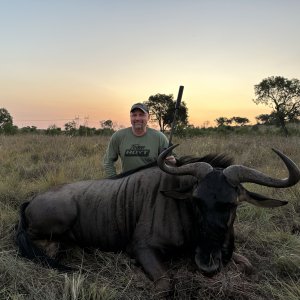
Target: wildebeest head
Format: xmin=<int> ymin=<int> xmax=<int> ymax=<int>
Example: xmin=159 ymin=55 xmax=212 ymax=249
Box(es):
xmin=158 ymin=145 xmax=300 ymax=276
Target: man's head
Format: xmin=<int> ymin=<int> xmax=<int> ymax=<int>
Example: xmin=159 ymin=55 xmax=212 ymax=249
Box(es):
xmin=130 ymin=103 xmax=149 ymax=114
xmin=130 ymin=103 xmax=150 ymax=136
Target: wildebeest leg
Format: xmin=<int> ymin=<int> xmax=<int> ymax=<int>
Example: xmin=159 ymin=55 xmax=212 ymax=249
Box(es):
xmin=134 ymin=247 xmax=172 ymax=295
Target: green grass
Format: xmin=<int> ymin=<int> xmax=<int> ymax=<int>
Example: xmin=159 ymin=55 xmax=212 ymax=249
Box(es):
xmin=0 ymin=134 xmax=299 ymax=299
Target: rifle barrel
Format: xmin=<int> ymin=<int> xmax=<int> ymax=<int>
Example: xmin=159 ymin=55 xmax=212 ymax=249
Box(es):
xmin=169 ymin=85 xmax=184 ymax=147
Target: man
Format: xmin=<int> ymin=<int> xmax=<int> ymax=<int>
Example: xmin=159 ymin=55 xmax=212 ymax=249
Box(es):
xmin=103 ymin=102 xmax=176 ymax=177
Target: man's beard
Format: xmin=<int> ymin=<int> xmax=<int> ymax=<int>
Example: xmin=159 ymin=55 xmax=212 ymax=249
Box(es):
xmin=133 ymin=123 xmax=144 ymax=129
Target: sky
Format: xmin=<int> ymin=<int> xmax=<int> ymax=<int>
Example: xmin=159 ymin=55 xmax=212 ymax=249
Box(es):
xmin=1 ymin=0 xmax=300 ymax=129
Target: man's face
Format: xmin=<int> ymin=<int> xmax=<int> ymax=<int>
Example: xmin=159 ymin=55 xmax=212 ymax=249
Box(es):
xmin=130 ymin=109 xmax=149 ymax=130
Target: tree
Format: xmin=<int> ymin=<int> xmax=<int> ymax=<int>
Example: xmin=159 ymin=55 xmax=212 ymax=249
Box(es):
xmin=46 ymin=124 xmax=61 ymax=135
xmin=4 ymin=123 xmax=18 ymax=134
xmin=20 ymin=126 xmax=38 ymax=133
xmin=64 ymin=120 xmax=77 ymax=135
xmin=253 ymin=76 xmax=300 ymax=136
xmin=0 ymin=108 xmax=17 ymax=135
xmin=231 ymin=116 xmax=249 ymax=126
xmin=255 ymin=112 xmax=278 ymax=125
xmin=78 ymin=125 xmax=95 ymax=136
xmin=145 ymin=93 xmax=188 ymax=132
xmin=100 ymin=119 xmax=113 ymax=129
xmin=0 ymin=108 xmax=13 ymax=129
xmin=215 ymin=117 xmax=232 ymax=127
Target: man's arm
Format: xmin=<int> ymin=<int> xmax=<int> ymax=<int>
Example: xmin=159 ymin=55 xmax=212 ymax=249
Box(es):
xmin=159 ymin=132 xmax=177 ymax=165
xmin=103 ymin=135 xmax=119 ymax=177
xmin=165 ymin=155 xmax=177 ymax=165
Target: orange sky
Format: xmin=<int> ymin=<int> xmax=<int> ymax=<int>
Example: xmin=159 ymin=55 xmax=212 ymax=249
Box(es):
xmin=1 ymin=1 xmax=299 ymax=129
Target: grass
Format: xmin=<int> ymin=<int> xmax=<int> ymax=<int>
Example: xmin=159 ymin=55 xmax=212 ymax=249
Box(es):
xmin=0 ymin=134 xmax=299 ymax=299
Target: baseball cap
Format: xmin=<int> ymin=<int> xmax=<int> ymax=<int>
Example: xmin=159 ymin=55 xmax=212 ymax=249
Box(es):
xmin=130 ymin=103 xmax=149 ymax=114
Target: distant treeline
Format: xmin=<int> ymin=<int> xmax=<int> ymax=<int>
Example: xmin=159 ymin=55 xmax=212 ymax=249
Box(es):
xmin=1 ymin=122 xmax=300 ymax=137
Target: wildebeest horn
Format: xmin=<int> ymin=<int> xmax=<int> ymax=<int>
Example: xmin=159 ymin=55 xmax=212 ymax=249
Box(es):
xmin=223 ymin=148 xmax=300 ymax=187
xmin=157 ymin=144 xmax=213 ymax=179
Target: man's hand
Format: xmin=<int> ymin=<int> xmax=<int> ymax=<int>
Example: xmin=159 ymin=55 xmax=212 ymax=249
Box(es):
xmin=165 ymin=155 xmax=176 ymax=165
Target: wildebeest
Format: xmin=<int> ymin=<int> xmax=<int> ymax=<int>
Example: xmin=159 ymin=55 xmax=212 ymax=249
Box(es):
xmin=16 ymin=145 xmax=300 ymax=293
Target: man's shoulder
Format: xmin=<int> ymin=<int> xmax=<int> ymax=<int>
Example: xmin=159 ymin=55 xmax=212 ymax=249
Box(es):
xmin=112 ymin=127 xmax=132 ymax=138
xmin=146 ymin=127 xmax=158 ymax=134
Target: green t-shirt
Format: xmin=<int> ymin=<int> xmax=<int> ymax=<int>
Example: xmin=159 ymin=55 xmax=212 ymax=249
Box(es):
xmin=103 ymin=127 xmax=169 ymax=177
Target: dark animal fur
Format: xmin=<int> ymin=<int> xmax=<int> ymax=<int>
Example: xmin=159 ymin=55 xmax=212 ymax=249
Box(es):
xmin=16 ymin=202 xmax=74 ymax=272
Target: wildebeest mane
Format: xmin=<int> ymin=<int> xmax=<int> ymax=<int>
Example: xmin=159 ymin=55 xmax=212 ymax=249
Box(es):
xmin=177 ymin=153 xmax=234 ymax=169
xmin=109 ymin=153 xmax=233 ymax=179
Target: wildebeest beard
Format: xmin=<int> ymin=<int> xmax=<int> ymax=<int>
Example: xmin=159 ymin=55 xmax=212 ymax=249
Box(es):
xmin=192 ymin=211 xmax=236 ymax=275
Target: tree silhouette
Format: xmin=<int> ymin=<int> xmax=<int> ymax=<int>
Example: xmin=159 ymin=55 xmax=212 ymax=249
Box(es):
xmin=100 ymin=120 xmax=113 ymax=129
xmin=0 ymin=108 xmax=13 ymax=129
xmin=215 ymin=117 xmax=232 ymax=127
xmin=145 ymin=93 xmax=188 ymax=132
xmin=64 ymin=120 xmax=77 ymax=135
xmin=255 ymin=112 xmax=278 ymax=125
xmin=253 ymin=76 xmax=300 ymax=136
xmin=231 ymin=116 xmax=249 ymax=126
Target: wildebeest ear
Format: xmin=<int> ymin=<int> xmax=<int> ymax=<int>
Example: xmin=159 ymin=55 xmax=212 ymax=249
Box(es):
xmin=160 ymin=190 xmax=192 ymax=200
xmin=238 ymin=187 xmax=288 ymax=208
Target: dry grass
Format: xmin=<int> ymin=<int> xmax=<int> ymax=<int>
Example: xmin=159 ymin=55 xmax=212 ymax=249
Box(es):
xmin=0 ymin=134 xmax=299 ymax=299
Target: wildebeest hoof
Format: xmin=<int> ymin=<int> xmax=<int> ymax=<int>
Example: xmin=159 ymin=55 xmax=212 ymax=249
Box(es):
xmin=232 ymin=252 xmax=253 ymax=275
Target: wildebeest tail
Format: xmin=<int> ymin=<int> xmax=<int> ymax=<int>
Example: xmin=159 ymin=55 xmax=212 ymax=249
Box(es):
xmin=16 ymin=201 xmax=75 ymax=272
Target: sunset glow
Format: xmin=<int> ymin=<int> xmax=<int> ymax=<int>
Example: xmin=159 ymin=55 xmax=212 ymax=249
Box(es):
xmin=1 ymin=1 xmax=299 ymax=129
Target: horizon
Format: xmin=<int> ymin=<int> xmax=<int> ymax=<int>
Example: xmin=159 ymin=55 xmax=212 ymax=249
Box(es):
xmin=1 ymin=1 xmax=299 ymax=129
xmin=6 ymin=103 xmax=271 ymax=130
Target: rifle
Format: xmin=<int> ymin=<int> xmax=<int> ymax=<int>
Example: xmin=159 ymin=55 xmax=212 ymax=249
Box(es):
xmin=168 ymin=85 xmax=184 ymax=147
